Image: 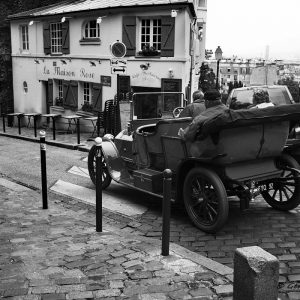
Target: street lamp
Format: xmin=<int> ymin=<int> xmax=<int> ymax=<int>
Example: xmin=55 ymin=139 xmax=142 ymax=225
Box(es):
xmin=215 ymin=46 xmax=223 ymax=89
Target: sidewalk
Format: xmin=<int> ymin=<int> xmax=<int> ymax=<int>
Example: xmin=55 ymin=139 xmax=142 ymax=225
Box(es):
xmin=0 ymin=177 xmax=233 ymax=300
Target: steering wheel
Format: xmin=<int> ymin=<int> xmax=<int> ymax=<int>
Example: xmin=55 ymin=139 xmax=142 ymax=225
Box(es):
xmin=173 ymin=107 xmax=184 ymax=118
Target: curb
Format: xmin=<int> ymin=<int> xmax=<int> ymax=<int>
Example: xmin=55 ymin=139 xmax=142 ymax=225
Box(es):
xmin=0 ymin=132 xmax=92 ymax=152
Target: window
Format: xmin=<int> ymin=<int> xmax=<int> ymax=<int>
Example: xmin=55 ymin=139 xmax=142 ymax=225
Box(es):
xmin=83 ymin=82 xmax=91 ymax=103
xmin=84 ymin=20 xmax=100 ymax=38
xmin=234 ymin=75 xmax=238 ymax=81
xmin=58 ymin=80 xmax=63 ymax=99
xmin=227 ymin=68 xmax=231 ymax=73
xmin=50 ymin=23 xmax=63 ymax=54
xmin=20 ymin=25 xmax=29 ymax=51
xmin=23 ymin=81 xmax=28 ymax=93
xmin=140 ymin=18 xmax=161 ymax=51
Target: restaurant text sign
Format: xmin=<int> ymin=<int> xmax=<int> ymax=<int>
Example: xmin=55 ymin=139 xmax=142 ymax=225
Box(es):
xmin=43 ymin=66 xmax=95 ymax=80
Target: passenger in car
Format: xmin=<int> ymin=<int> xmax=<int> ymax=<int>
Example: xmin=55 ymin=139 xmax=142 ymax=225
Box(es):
xmin=179 ymin=89 xmax=205 ymax=118
xmin=178 ymin=90 xmax=228 ymax=141
xmin=249 ymin=89 xmax=274 ymax=109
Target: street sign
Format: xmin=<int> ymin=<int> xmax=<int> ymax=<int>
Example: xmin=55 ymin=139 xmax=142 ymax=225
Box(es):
xmin=111 ymin=66 xmax=127 ymax=75
xmin=110 ymin=59 xmax=127 ymax=67
xmin=111 ymin=41 xmax=127 ymax=58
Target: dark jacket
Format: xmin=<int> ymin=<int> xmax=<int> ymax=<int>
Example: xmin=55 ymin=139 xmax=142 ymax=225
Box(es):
xmin=182 ymin=104 xmax=228 ymax=141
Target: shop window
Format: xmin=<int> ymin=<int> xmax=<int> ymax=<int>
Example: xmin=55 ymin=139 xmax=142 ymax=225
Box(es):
xmin=20 ymin=25 xmax=29 ymax=51
xmin=23 ymin=81 xmax=28 ymax=93
xmin=43 ymin=21 xmax=70 ymax=55
xmin=83 ymin=82 xmax=91 ymax=103
xmin=122 ymin=16 xmax=175 ymax=57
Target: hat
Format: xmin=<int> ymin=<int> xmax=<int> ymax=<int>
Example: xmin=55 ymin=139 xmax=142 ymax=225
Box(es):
xmin=204 ymin=90 xmax=221 ymax=101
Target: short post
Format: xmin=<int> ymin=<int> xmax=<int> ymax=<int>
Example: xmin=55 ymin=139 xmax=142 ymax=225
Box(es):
xmin=33 ymin=116 xmax=38 ymax=137
xmin=52 ymin=117 xmax=56 ymax=140
xmin=233 ymin=246 xmax=279 ymax=300
xmin=162 ymin=169 xmax=172 ymax=256
xmin=97 ymin=112 xmax=101 ymax=137
xmin=76 ymin=118 xmax=80 ymax=145
xmin=17 ymin=115 xmax=22 ymax=135
xmin=40 ymin=131 xmax=48 ymax=209
xmin=2 ymin=114 xmax=5 ymax=133
xmin=95 ymin=137 xmax=103 ymax=232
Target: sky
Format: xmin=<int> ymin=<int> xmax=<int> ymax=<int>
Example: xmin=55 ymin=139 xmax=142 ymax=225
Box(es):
xmin=206 ymin=0 xmax=300 ymax=61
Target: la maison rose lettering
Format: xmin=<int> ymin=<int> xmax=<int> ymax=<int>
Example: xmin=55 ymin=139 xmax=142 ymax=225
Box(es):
xmin=43 ymin=66 xmax=95 ymax=79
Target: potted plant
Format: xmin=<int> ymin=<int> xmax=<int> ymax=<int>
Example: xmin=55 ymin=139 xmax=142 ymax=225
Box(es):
xmin=81 ymin=101 xmax=94 ymax=112
xmin=139 ymin=44 xmax=159 ymax=56
xmin=55 ymin=97 xmax=63 ymax=106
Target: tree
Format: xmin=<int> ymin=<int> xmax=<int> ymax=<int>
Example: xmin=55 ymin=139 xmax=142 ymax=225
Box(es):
xmin=278 ymin=77 xmax=300 ymax=103
xmin=198 ymin=62 xmax=216 ymax=92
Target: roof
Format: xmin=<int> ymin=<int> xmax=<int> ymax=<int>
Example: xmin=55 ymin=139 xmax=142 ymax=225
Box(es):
xmin=8 ymin=0 xmax=196 ymax=20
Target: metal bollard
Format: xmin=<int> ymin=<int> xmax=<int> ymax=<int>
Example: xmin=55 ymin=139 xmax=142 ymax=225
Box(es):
xmin=17 ymin=115 xmax=22 ymax=135
xmin=95 ymin=137 xmax=103 ymax=232
xmin=40 ymin=131 xmax=48 ymax=209
xmin=162 ymin=169 xmax=172 ymax=256
xmin=97 ymin=112 xmax=101 ymax=137
xmin=76 ymin=118 xmax=80 ymax=145
xmin=2 ymin=114 xmax=5 ymax=133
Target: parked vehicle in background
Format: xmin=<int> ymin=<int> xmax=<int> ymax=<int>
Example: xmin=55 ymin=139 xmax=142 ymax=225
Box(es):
xmin=226 ymin=85 xmax=294 ymax=110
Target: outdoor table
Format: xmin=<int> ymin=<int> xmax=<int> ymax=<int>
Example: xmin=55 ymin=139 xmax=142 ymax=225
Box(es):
xmin=23 ymin=113 xmax=41 ymax=137
xmin=83 ymin=116 xmax=98 ymax=138
xmin=41 ymin=114 xmax=61 ymax=140
xmin=62 ymin=115 xmax=82 ymax=144
xmin=6 ymin=112 xmax=24 ymax=135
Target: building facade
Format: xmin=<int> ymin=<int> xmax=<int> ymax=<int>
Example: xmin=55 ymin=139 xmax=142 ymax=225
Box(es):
xmin=8 ymin=0 xmax=206 ymax=129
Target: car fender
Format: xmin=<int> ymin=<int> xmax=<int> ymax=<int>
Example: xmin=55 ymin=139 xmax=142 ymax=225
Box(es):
xmin=101 ymin=140 xmax=131 ymax=183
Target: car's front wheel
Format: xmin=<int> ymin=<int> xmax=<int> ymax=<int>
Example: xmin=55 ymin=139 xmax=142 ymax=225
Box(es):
xmin=88 ymin=145 xmax=112 ymax=189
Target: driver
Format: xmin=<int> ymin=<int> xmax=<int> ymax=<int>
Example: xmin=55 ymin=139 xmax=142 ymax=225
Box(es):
xmin=178 ymin=90 xmax=228 ymax=141
xmin=179 ymin=89 xmax=205 ymax=118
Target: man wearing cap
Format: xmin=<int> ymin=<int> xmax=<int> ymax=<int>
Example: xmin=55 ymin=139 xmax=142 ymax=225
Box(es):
xmin=178 ymin=89 xmax=228 ymax=141
xmin=179 ymin=89 xmax=205 ymax=118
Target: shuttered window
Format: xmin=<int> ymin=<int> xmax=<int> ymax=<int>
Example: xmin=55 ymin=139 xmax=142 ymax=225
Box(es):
xmin=44 ymin=21 xmax=70 ymax=55
xmin=63 ymin=80 xmax=78 ymax=109
xmin=20 ymin=25 xmax=29 ymax=51
xmin=122 ymin=16 xmax=174 ymax=57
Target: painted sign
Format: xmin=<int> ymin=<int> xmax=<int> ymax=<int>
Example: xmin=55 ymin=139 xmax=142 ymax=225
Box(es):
xmin=131 ymin=71 xmax=160 ymax=88
xmin=101 ymin=75 xmax=111 ymax=87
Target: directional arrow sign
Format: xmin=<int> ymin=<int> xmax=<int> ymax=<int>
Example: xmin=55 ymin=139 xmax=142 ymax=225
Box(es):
xmin=111 ymin=66 xmax=127 ymax=75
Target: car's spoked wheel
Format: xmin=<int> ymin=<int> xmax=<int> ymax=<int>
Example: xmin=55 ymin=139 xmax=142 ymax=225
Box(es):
xmin=261 ymin=154 xmax=300 ymax=211
xmin=183 ymin=167 xmax=228 ymax=233
xmin=88 ymin=145 xmax=112 ymax=189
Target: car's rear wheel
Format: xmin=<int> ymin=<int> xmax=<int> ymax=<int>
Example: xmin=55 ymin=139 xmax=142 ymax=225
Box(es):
xmin=88 ymin=145 xmax=112 ymax=189
xmin=183 ymin=167 xmax=228 ymax=233
xmin=261 ymin=154 xmax=300 ymax=210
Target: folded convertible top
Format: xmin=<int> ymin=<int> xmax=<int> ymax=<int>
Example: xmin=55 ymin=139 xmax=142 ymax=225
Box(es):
xmin=198 ymin=104 xmax=300 ymax=139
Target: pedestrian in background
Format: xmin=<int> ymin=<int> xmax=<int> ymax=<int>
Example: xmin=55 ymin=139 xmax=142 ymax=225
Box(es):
xmin=179 ymin=89 xmax=205 ymax=118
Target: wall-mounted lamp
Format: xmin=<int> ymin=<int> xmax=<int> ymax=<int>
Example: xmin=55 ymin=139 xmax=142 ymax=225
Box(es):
xmin=171 ymin=10 xmax=178 ymax=18
xmin=140 ymin=62 xmax=150 ymax=71
xmin=97 ymin=16 xmax=107 ymax=24
xmin=29 ymin=20 xmax=40 ymax=26
xmin=61 ymin=59 xmax=67 ymax=65
xmin=168 ymin=68 xmax=174 ymax=78
xmin=67 ymin=57 xmax=72 ymax=62
xmin=34 ymin=59 xmax=40 ymax=64
xmin=198 ymin=27 xmax=203 ymax=40
xmin=89 ymin=61 xmax=96 ymax=67
xmin=61 ymin=16 xmax=72 ymax=23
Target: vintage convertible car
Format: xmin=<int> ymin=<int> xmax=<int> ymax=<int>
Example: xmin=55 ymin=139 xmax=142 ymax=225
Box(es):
xmin=88 ymin=93 xmax=300 ymax=233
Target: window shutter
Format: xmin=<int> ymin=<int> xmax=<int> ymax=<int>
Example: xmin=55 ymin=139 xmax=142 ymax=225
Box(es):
xmin=63 ymin=80 xmax=78 ymax=109
xmin=47 ymin=79 xmax=53 ymax=106
xmin=161 ymin=16 xmax=175 ymax=57
xmin=92 ymin=83 xmax=102 ymax=112
xmin=122 ymin=16 xmax=136 ymax=56
xmin=43 ymin=23 xmax=51 ymax=55
xmin=62 ymin=21 xmax=70 ymax=54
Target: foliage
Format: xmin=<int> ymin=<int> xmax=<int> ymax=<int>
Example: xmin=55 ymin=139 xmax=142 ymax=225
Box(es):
xmin=198 ymin=62 xmax=216 ymax=92
xmin=81 ymin=101 xmax=94 ymax=112
xmin=139 ymin=44 xmax=159 ymax=56
xmin=278 ymin=77 xmax=300 ymax=103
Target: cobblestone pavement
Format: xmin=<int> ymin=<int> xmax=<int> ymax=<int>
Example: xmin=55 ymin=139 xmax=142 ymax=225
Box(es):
xmin=0 ymin=180 xmax=234 ymax=299
xmin=1 ymin=125 xmax=300 ymax=299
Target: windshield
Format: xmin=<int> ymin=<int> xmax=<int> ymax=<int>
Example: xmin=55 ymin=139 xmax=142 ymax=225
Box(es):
xmin=229 ymin=87 xmax=292 ymax=109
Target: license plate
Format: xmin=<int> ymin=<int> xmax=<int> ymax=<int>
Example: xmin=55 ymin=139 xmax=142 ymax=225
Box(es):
xmin=251 ymin=181 xmax=274 ymax=192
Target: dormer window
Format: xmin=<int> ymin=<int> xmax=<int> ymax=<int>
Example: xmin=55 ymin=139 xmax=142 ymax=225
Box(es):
xmin=84 ymin=20 xmax=100 ymax=38
xmin=80 ymin=20 xmax=101 ymax=45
